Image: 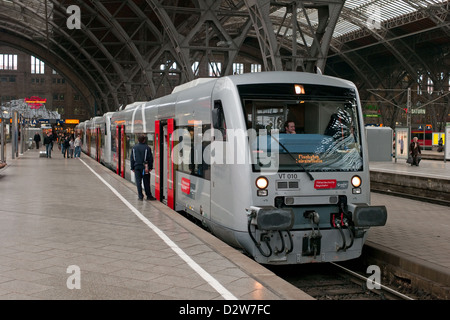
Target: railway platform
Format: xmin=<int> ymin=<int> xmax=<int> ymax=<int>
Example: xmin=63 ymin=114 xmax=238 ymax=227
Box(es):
xmin=1 ymin=144 xmax=449 ymax=301
xmin=369 ymin=150 xmax=450 ymax=204
xmin=0 ymin=144 xmax=311 ymax=301
xmin=368 ymin=154 xmax=450 ymax=299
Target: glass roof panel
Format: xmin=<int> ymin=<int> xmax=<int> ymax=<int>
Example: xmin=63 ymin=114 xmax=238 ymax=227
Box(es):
xmin=275 ymin=0 xmax=448 ymax=44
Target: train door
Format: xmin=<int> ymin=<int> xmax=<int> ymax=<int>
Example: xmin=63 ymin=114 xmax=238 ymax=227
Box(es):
xmin=96 ymin=127 xmax=101 ymax=162
xmin=86 ymin=129 xmax=91 ymax=157
xmin=116 ymin=125 xmax=126 ymax=178
xmin=154 ymin=119 xmax=175 ymax=209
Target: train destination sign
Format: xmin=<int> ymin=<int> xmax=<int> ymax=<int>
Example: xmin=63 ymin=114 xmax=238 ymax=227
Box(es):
xmin=296 ymin=154 xmax=323 ymax=164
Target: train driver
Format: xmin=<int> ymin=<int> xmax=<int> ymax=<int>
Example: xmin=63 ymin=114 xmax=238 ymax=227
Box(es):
xmin=284 ymin=120 xmax=296 ymax=134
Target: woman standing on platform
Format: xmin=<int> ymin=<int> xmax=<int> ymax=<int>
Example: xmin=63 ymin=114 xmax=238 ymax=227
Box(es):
xmin=74 ymin=134 xmax=82 ymax=157
xmin=409 ymin=136 xmax=422 ymax=166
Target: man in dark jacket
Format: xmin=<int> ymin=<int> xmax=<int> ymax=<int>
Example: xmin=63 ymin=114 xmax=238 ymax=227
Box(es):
xmin=33 ymin=132 xmax=41 ymax=149
xmin=409 ymin=136 xmax=422 ymax=166
xmin=63 ymin=135 xmax=70 ymax=158
xmin=131 ymin=134 xmax=155 ymax=201
xmin=43 ymin=132 xmax=53 ymax=158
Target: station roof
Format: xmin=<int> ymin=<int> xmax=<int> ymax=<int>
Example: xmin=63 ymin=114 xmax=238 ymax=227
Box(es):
xmin=0 ymin=0 xmax=448 ymax=114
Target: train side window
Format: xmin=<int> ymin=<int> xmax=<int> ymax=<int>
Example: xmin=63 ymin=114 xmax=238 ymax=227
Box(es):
xmin=212 ymin=100 xmax=227 ymax=141
xmin=176 ymin=124 xmax=210 ymax=181
xmin=146 ymin=133 xmax=154 ymax=150
xmin=110 ymin=127 xmax=116 ymax=154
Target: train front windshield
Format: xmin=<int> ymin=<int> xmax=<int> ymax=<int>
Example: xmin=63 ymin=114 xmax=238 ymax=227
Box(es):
xmin=239 ymin=83 xmax=363 ymax=172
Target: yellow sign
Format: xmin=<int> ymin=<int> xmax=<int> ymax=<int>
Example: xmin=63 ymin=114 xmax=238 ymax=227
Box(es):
xmin=65 ymin=119 xmax=80 ymax=124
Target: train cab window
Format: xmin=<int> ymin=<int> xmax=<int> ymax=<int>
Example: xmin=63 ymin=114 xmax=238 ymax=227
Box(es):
xmin=244 ymin=100 xmax=305 ymax=133
xmin=243 ymin=98 xmax=363 ymax=173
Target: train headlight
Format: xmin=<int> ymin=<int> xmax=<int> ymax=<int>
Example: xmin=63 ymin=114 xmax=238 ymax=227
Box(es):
xmin=351 ymin=175 xmax=362 ymax=188
xmin=256 ymin=176 xmax=269 ymax=190
xmin=294 ymin=84 xmax=305 ymax=95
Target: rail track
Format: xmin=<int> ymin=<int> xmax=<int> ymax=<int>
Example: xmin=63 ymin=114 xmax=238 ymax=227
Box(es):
xmin=267 ymin=261 xmax=415 ymax=300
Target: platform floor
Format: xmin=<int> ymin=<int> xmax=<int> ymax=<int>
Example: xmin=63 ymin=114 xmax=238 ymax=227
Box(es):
xmin=1 ymin=144 xmax=449 ymax=300
xmin=368 ymin=156 xmax=450 ymax=295
xmin=369 ymin=153 xmax=450 ymax=181
xmin=0 ymin=145 xmax=311 ymax=300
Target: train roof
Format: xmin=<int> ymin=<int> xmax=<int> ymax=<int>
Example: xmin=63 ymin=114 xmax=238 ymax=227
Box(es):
xmin=172 ymin=78 xmax=216 ymax=94
xmin=124 ymin=101 xmax=146 ymax=110
xmin=224 ymin=71 xmax=356 ymax=89
xmin=171 ymin=71 xmax=356 ymax=95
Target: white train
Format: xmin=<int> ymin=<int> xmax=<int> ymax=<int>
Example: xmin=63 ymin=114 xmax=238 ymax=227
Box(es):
xmin=76 ymin=71 xmax=387 ymax=264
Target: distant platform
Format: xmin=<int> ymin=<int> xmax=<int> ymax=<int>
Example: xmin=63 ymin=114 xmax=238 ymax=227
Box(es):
xmin=370 ymin=152 xmax=450 ymax=205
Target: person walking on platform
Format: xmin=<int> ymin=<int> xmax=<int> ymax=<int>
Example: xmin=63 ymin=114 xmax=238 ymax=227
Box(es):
xmin=131 ymin=134 xmax=156 ymax=201
xmin=438 ymin=137 xmax=443 ymax=152
xmin=74 ymin=134 xmax=82 ymax=157
xmin=68 ymin=136 xmax=75 ymax=158
xmin=43 ymin=132 xmax=53 ymax=158
xmin=33 ymin=132 xmax=41 ymax=150
xmin=63 ymin=135 xmax=70 ymax=158
xmin=409 ymin=136 xmax=422 ymax=166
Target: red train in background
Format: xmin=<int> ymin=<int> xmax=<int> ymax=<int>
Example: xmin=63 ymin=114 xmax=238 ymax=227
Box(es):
xmin=411 ymin=127 xmax=432 ymax=150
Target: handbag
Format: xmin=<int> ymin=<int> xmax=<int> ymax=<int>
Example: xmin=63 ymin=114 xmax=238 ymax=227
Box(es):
xmin=406 ymin=155 xmax=413 ymax=164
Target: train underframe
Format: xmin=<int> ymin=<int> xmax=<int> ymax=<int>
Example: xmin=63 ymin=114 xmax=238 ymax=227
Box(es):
xmin=205 ymin=197 xmax=387 ymax=265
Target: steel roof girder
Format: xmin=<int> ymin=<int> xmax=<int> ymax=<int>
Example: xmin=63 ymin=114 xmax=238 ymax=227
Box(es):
xmin=146 ymin=0 xmax=195 ymax=81
xmin=245 ymin=0 xmax=283 ymax=71
xmin=0 ymin=3 xmax=111 ymax=112
xmin=50 ymin=1 xmax=128 ymax=97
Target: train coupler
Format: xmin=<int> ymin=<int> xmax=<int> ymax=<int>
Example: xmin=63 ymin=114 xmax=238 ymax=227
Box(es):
xmin=302 ymin=232 xmax=322 ymax=258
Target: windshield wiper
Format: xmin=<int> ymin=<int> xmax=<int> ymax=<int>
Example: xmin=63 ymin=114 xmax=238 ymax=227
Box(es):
xmin=268 ymin=132 xmax=314 ymax=181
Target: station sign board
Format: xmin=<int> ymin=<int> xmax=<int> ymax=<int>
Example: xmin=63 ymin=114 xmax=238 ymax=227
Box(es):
xmin=39 ymin=119 xmax=64 ymax=125
xmin=65 ymin=119 xmax=80 ymax=124
xmin=445 ymin=127 xmax=450 ymax=162
xmin=24 ymin=96 xmax=47 ymax=109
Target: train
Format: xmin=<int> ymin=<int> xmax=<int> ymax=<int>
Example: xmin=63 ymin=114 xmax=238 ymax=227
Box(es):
xmin=410 ymin=128 xmax=432 ymax=150
xmin=75 ymin=71 xmax=387 ymax=265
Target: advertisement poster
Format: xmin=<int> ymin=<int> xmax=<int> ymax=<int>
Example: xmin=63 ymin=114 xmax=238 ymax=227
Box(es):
xmin=445 ymin=126 xmax=450 ymax=161
xmin=395 ymin=127 xmax=409 ymax=161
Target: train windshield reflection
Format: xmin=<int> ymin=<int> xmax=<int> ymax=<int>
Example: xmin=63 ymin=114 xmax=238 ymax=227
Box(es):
xmin=244 ymin=99 xmax=363 ymax=172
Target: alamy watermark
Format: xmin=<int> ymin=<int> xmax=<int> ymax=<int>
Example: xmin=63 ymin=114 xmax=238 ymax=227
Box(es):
xmin=366 ymin=265 xmax=381 ymax=290
xmin=66 ymin=5 xmax=81 ymax=30
xmin=66 ymin=265 xmax=81 ymax=289
xmin=366 ymin=5 xmax=381 ymax=30
xmin=171 ymin=128 xmax=280 ymax=173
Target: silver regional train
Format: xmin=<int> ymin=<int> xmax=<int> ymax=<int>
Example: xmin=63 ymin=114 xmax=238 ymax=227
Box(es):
xmin=76 ymin=71 xmax=387 ymax=265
